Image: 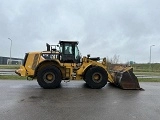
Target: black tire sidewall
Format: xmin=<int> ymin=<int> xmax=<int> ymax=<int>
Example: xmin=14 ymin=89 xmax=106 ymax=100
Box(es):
xmin=37 ymin=66 xmax=61 ymax=89
xmin=85 ymin=66 xmax=107 ymax=89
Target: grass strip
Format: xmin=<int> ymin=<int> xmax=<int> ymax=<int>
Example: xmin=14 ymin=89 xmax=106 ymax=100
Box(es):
xmin=138 ymin=78 xmax=160 ymax=82
xmin=134 ymin=72 xmax=160 ymax=76
xmin=0 ymin=65 xmax=20 ymax=69
xmin=0 ymin=75 xmax=27 ymax=80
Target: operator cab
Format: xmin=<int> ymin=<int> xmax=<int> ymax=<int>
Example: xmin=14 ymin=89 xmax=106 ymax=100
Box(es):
xmin=59 ymin=41 xmax=81 ymax=63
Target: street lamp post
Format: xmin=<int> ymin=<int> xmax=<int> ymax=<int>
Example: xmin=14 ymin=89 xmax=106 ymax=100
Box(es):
xmin=149 ymin=45 xmax=155 ymax=71
xmin=8 ymin=38 xmax=12 ymax=64
xmin=149 ymin=45 xmax=155 ymax=64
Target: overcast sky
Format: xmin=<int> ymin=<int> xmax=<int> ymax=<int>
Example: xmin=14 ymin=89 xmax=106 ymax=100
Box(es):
xmin=0 ymin=0 xmax=160 ymax=63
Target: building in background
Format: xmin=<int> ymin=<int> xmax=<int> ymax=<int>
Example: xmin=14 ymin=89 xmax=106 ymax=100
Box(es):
xmin=0 ymin=56 xmax=23 ymax=65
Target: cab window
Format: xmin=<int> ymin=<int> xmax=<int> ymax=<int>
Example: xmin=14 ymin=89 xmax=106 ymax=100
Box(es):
xmin=64 ymin=43 xmax=72 ymax=54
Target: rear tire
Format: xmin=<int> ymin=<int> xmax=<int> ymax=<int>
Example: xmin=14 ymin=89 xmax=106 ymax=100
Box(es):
xmin=37 ymin=66 xmax=62 ymax=89
xmin=85 ymin=66 xmax=107 ymax=89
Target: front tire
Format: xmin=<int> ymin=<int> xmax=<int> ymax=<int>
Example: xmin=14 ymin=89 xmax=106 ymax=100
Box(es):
xmin=37 ymin=66 xmax=62 ymax=89
xmin=85 ymin=66 xmax=107 ymax=89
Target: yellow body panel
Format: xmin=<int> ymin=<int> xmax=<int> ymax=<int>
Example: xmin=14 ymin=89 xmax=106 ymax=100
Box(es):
xmin=15 ymin=66 xmax=26 ymax=76
xmin=25 ymin=52 xmax=40 ymax=76
xmin=76 ymin=57 xmax=107 ymax=79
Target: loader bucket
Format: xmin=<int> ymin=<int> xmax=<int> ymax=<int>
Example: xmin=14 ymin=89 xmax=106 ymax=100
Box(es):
xmin=113 ymin=67 xmax=141 ymax=90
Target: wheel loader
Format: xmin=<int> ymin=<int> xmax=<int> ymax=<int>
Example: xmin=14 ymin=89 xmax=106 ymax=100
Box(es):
xmin=15 ymin=40 xmax=141 ymax=89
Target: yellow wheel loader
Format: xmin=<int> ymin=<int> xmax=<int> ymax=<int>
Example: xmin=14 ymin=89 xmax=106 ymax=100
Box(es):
xmin=15 ymin=40 xmax=141 ymax=89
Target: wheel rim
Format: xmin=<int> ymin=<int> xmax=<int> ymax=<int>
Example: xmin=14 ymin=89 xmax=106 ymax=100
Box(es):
xmin=92 ymin=72 xmax=102 ymax=83
xmin=43 ymin=72 xmax=55 ymax=83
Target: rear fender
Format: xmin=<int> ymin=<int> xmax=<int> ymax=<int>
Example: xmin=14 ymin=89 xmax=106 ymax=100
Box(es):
xmin=34 ymin=60 xmax=62 ymax=78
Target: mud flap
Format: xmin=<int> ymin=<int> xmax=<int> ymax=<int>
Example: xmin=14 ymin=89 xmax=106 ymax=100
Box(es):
xmin=114 ymin=69 xmax=141 ymax=90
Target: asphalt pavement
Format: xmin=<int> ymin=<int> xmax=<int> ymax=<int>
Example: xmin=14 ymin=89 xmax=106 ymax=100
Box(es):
xmin=0 ymin=80 xmax=160 ymax=120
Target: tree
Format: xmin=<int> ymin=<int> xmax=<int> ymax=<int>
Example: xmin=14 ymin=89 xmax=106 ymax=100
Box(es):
xmin=110 ymin=54 xmax=119 ymax=64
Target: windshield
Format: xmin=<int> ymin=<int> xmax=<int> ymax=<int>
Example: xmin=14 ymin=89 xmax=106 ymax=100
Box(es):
xmin=75 ymin=45 xmax=81 ymax=60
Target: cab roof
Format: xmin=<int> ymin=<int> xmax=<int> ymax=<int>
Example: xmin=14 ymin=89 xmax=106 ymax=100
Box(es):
xmin=59 ymin=40 xmax=79 ymax=45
